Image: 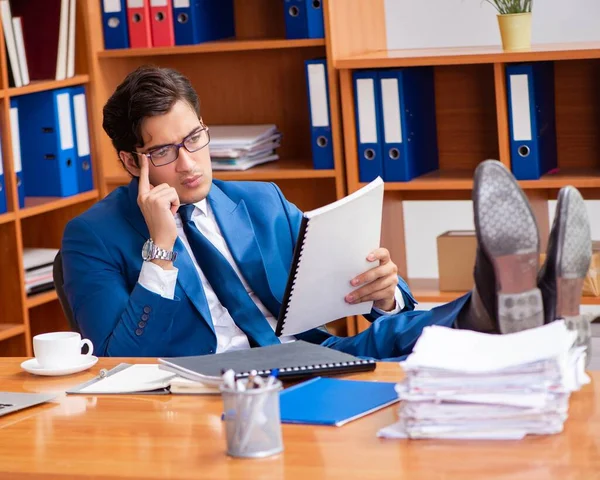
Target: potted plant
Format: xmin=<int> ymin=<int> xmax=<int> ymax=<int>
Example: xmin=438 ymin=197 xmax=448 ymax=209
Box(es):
xmin=485 ymin=0 xmax=532 ymax=50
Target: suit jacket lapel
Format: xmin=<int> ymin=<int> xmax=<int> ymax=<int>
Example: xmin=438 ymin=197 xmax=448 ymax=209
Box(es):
xmin=124 ymin=179 xmax=215 ymax=334
xmin=207 ymin=184 xmax=282 ymax=317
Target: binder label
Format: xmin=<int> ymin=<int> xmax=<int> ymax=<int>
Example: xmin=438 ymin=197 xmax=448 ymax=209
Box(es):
xmin=509 ymin=74 xmax=532 ymax=141
xmin=150 ymin=0 xmax=168 ymax=6
xmin=127 ymin=0 xmax=144 ymax=7
xmin=381 ymin=78 xmax=403 ymax=143
xmin=9 ymin=107 xmax=21 ymax=172
xmin=57 ymin=93 xmax=75 ymax=151
xmin=103 ymin=0 xmax=123 ymax=13
xmin=174 ymin=0 xmax=190 ymax=7
xmin=307 ymin=63 xmax=329 ymax=128
xmin=356 ymin=79 xmax=377 ymax=144
xmin=73 ymin=94 xmax=91 ymax=157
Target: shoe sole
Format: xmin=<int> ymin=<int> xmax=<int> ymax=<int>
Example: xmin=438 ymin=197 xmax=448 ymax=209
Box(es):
xmin=554 ymin=186 xmax=592 ymax=319
xmin=473 ymin=160 xmax=543 ymax=334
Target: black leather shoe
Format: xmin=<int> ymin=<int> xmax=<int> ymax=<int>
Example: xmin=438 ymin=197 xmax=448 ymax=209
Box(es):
xmin=459 ymin=160 xmax=544 ymax=334
xmin=538 ymin=186 xmax=592 ymax=324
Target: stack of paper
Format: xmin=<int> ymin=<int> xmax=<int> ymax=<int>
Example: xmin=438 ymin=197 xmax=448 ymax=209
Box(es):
xmin=209 ymin=124 xmax=281 ymax=171
xmin=23 ymin=248 xmax=58 ymax=296
xmin=378 ymin=321 xmax=590 ymax=440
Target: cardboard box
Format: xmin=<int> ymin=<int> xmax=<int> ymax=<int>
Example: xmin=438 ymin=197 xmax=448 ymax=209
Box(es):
xmin=437 ymin=230 xmax=477 ymax=292
xmin=540 ymin=240 xmax=600 ymax=297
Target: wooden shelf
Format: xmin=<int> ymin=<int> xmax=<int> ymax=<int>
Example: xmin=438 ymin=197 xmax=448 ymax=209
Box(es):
xmin=519 ymin=168 xmax=600 ymax=189
xmin=19 ymin=190 xmax=99 ymax=219
xmin=105 ymin=159 xmax=336 ymax=186
xmin=26 ymin=290 xmax=58 ymax=309
xmin=0 ymin=212 xmax=15 ymax=225
xmin=213 ymin=159 xmax=336 ymax=181
xmin=0 ymin=324 xmax=25 ymax=342
xmin=355 ymin=168 xmax=600 ymax=192
xmin=334 ymin=42 xmax=600 ymax=69
xmin=8 ymin=75 xmax=90 ymax=97
xmin=408 ymin=278 xmax=600 ymax=305
xmin=97 ymin=38 xmax=325 ymax=58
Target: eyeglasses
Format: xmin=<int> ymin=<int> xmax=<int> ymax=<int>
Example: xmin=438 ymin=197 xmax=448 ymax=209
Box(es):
xmin=132 ymin=125 xmax=210 ymax=167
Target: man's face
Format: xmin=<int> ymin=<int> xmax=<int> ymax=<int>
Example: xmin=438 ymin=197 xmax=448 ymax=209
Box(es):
xmin=130 ymin=100 xmax=213 ymax=205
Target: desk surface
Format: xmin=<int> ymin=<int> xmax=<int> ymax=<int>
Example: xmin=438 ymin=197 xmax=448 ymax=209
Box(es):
xmin=0 ymin=358 xmax=598 ymax=480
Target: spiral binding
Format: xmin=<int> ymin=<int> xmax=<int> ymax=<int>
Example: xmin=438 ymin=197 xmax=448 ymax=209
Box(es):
xmin=234 ymin=359 xmax=376 ymax=379
xmin=275 ymin=217 xmax=310 ymax=336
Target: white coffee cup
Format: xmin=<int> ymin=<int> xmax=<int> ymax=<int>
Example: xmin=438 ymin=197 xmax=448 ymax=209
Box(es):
xmin=33 ymin=332 xmax=94 ymax=369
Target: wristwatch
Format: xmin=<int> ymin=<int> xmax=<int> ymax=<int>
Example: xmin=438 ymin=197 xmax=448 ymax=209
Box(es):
xmin=141 ymin=238 xmax=177 ymax=262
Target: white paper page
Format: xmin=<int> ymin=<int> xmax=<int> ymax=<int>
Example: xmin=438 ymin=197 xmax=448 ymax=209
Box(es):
xmin=403 ymin=321 xmax=577 ymax=373
xmin=79 ymin=365 xmax=176 ymax=394
xmin=279 ymin=177 xmax=384 ymax=336
xmin=208 ymin=125 xmax=278 ymax=148
xmin=377 ymin=421 xmax=527 ymax=440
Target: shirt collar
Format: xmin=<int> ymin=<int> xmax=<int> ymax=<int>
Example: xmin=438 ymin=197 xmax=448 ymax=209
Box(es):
xmin=194 ymin=198 xmax=208 ymax=217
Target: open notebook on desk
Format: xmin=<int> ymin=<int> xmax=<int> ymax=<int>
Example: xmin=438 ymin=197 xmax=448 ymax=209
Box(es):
xmin=66 ymin=364 xmax=220 ymax=396
xmin=275 ymin=177 xmax=384 ymax=337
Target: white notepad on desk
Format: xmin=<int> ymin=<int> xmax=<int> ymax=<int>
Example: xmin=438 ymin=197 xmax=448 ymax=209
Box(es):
xmin=65 ymin=364 xmax=220 ymax=395
xmin=275 ymin=177 xmax=384 ymax=337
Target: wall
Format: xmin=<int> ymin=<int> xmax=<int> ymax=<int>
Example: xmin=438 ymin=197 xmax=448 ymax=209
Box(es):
xmin=384 ymin=0 xmax=600 ymax=50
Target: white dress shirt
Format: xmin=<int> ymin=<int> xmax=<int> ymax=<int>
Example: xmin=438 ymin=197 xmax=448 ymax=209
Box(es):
xmin=138 ymin=200 xmax=405 ymax=353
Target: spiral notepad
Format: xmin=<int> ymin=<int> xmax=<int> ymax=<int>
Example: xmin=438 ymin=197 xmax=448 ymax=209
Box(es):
xmin=275 ymin=177 xmax=385 ymax=337
xmin=158 ymin=341 xmax=376 ymax=381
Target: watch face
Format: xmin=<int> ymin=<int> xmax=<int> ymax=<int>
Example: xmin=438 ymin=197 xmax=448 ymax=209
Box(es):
xmin=142 ymin=240 xmax=153 ymax=260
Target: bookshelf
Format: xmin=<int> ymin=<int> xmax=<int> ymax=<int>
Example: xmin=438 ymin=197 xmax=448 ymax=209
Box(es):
xmin=79 ymin=1 xmax=350 ymax=335
xmin=326 ymin=0 xmax=600 ymax=333
xmin=0 ymin=0 xmax=99 ymax=356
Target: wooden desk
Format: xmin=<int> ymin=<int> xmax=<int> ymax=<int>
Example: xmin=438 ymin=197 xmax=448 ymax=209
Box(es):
xmin=0 ymin=358 xmax=598 ymax=480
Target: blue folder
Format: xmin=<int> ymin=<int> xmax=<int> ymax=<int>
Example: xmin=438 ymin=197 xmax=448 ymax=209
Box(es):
xmin=378 ymin=67 xmax=439 ymax=182
xmin=353 ymin=70 xmax=384 ymax=182
xmin=506 ymin=62 xmax=557 ymax=180
xmin=173 ymin=0 xmax=234 ymax=46
xmin=284 ymin=0 xmax=323 ymax=39
xmin=69 ymin=86 xmax=94 ymax=192
xmin=17 ymin=89 xmax=79 ymax=198
xmin=304 ymin=0 xmax=324 ymax=38
xmin=305 ymin=58 xmax=334 ymax=169
xmin=101 ymin=0 xmax=129 ymax=49
xmin=279 ymin=377 xmax=399 ymax=426
xmin=9 ymin=99 xmax=25 ymax=208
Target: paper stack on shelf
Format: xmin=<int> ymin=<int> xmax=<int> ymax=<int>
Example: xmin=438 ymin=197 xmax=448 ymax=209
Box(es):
xmin=209 ymin=124 xmax=281 ymax=171
xmin=23 ymin=248 xmax=59 ymax=296
xmin=378 ymin=320 xmax=590 ymax=440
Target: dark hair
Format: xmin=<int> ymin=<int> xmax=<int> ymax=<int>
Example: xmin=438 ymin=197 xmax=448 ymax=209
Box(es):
xmin=102 ymin=65 xmax=200 ymax=167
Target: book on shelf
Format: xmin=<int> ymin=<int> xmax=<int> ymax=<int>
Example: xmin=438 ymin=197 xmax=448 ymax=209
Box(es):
xmin=23 ymin=248 xmax=59 ymax=296
xmin=210 ymin=124 xmax=281 ymax=171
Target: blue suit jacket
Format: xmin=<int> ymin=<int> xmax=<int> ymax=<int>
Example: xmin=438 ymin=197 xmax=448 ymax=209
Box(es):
xmin=61 ymin=179 xmax=416 ymax=357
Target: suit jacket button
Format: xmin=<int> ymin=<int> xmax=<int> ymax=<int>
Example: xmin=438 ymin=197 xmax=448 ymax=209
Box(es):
xmin=135 ymin=328 xmax=143 ymax=336
xmin=141 ymin=314 xmax=149 ymax=321
xmin=143 ymin=306 xmax=152 ymax=314
xmin=138 ymin=321 xmax=147 ymax=328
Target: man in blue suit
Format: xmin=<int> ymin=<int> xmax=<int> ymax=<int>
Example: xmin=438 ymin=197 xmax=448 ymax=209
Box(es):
xmin=62 ymin=66 xmax=592 ymax=359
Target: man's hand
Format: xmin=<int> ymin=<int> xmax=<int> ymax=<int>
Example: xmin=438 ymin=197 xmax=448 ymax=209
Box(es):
xmin=137 ymin=154 xmax=180 ymax=260
xmin=345 ymin=247 xmax=398 ymax=312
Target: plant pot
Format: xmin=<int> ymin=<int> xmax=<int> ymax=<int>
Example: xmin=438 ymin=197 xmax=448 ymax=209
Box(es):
xmin=497 ymin=12 xmax=532 ymax=50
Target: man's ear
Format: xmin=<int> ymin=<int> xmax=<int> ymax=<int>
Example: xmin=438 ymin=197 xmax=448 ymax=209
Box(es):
xmin=119 ymin=151 xmax=141 ymax=177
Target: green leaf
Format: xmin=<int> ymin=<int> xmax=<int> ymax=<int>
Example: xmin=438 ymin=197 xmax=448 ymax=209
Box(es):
xmin=482 ymin=0 xmax=532 ymax=14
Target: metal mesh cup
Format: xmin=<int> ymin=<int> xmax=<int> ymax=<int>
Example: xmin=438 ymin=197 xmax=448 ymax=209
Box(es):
xmin=220 ymin=378 xmax=284 ymax=458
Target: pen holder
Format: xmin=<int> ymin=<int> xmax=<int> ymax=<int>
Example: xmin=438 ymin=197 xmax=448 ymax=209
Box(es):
xmin=220 ymin=378 xmax=284 ymax=458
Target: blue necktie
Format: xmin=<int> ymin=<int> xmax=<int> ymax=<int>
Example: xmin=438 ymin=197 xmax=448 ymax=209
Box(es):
xmin=178 ymin=204 xmax=280 ymax=347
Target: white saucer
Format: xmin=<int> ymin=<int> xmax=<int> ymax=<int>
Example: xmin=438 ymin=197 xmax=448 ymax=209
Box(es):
xmin=21 ymin=355 xmax=99 ymax=376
